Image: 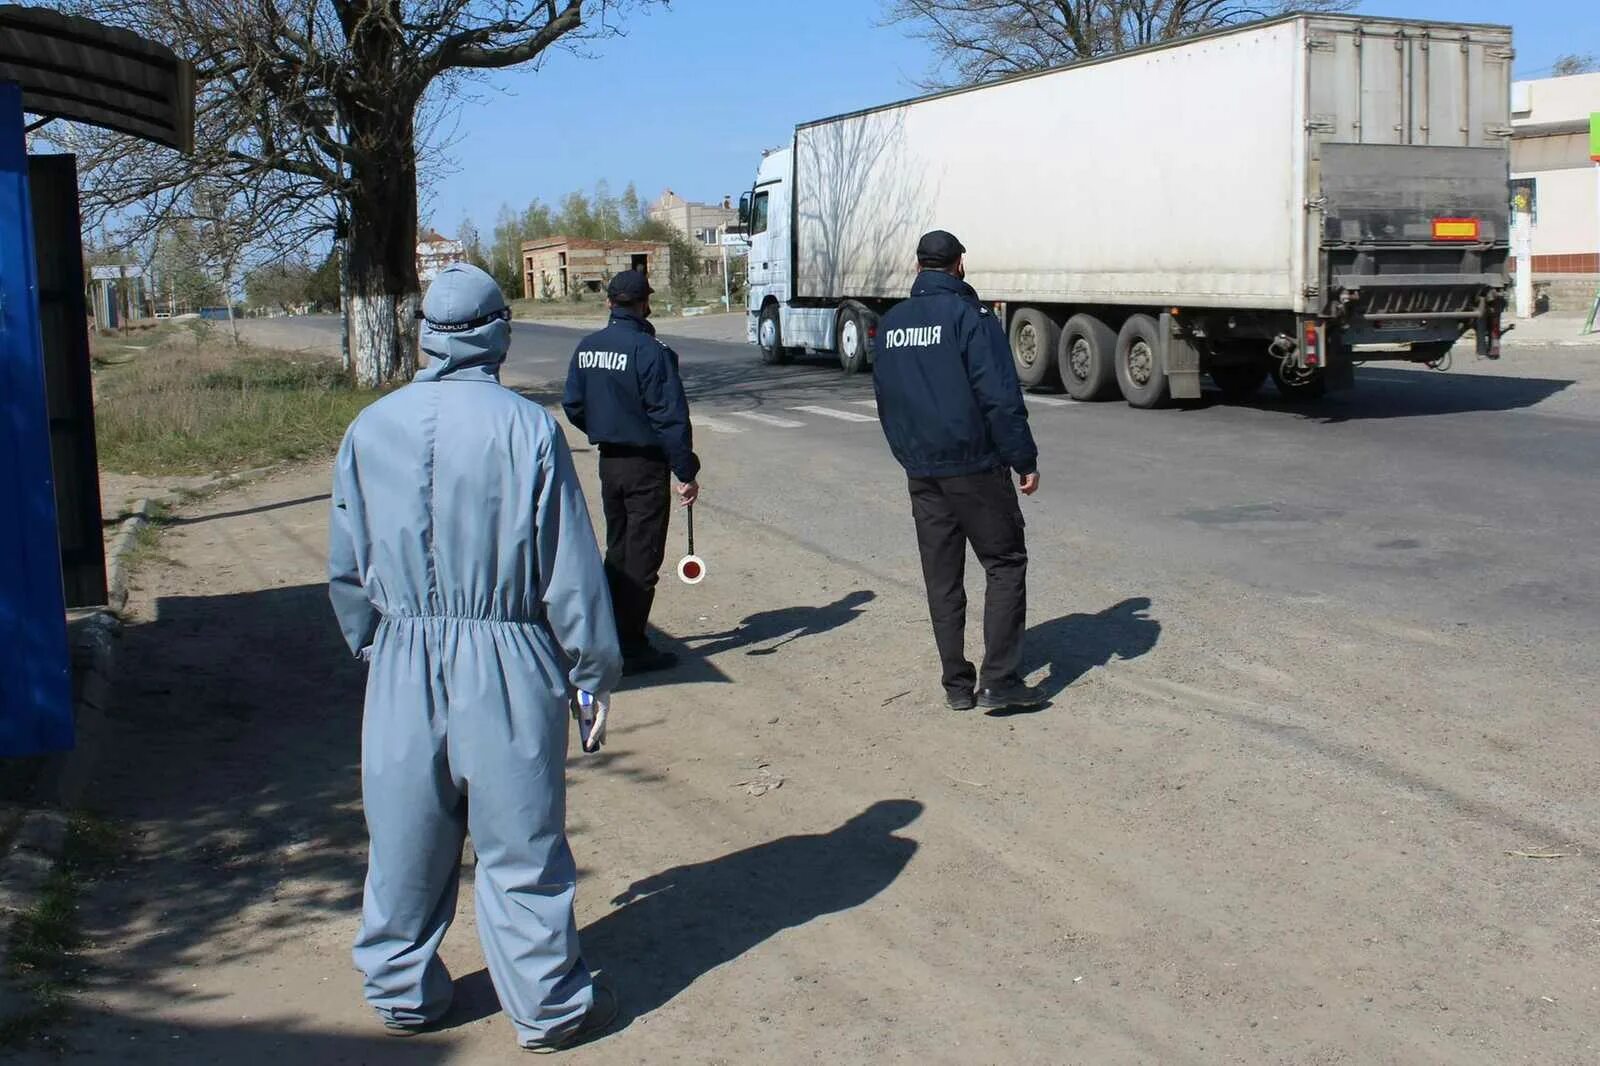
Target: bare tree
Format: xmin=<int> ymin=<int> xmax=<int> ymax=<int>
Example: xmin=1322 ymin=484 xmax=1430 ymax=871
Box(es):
xmin=52 ymin=1 xmax=661 ymax=386
xmin=1551 ymin=53 xmax=1598 ymax=77
xmin=882 ymin=0 xmax=1355 ymax=88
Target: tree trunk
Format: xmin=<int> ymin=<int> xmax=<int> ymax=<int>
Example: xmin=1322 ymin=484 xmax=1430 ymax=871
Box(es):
xmin=346 ymin=122 xmax=420 ymax=388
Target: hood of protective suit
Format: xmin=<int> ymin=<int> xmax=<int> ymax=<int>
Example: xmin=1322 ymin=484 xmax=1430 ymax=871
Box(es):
xmin=416 ymin=262 xmax=510 ymax=381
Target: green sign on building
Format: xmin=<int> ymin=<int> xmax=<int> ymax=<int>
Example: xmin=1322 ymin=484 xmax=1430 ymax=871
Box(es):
xmin=1592 ymin=112 xmax=1600 ymax=162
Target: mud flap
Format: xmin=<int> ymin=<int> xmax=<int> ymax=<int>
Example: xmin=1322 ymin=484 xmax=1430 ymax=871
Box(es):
xmin=1160 ymin=312 xmax=1202 ymax=400
xmin=1325 ymin=339 xmax=1356 ymax=392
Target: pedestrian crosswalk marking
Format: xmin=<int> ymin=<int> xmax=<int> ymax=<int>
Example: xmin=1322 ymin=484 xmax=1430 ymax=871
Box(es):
xmin=1025 ymin=394 xmax=1074 ymax=407
xmin=693 ymin=415 xmax=746 ymax=434
xmin=728 ymin=410 xmax=805 ymax=429
xmin=791 ymin=404 xmax=878 ymax=423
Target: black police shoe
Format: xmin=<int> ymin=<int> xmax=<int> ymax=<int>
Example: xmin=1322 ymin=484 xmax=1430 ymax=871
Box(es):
xmin=976 ymin=681 xmax=1047 ymax=710
xmin=945 ymin=688 xmax=977 ymax=711
xmin=525 ymin=982 xmax=620 ymax=1053
xmin=622 ymin=647 xmax=679 ymax=676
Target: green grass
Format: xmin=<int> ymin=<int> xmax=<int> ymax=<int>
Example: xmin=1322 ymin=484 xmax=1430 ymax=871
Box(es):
xmin=1 ymin=813 xmax=125 ymax=1051
xmin=94 ymin=340 xmax=383 ymax=476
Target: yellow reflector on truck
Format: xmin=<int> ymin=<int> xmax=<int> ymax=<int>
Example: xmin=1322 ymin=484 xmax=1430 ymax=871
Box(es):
xmin=1432 ymin=218 xmax=1480 ymax=240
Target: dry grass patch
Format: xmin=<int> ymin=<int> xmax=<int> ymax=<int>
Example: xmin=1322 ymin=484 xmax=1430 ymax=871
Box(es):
xmin=94 ymin=339 xmax=383 ymax=476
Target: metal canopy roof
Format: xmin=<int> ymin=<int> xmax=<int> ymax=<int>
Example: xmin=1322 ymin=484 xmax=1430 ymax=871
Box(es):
xmin=0 ymin=4 xmax=193 ymax=152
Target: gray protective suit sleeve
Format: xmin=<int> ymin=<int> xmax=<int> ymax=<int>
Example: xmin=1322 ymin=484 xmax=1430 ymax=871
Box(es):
xmin=329 ymin=427 xmax=378 ymax=657
xmin=538 ymin=429 xmax=623 ymax=695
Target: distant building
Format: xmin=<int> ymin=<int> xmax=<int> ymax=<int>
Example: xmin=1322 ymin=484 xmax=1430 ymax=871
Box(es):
xmin=521 ymin=236 xmax=671 ymax=301
xmin=1511 ymin=72 xmax=1600 ymax=275
xmin=650 ymin=190 xmax=740 ymax=275
xmin=417 ymin=228 xmax=465 ymax=284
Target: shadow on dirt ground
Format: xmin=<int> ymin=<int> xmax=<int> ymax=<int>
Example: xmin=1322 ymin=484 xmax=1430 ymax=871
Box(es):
xmin=28 ymin=1005 xmax=465 ymax=1065
xmin=42 ymin=583 xmax=372 ymax=1059
xmin=1002 ymin=597 xmax=1161 ymax=716
xmin=684 ymin=590 xmax=877 ymax=658
xmin=571 ymin=798 xmax=923 ymax=1032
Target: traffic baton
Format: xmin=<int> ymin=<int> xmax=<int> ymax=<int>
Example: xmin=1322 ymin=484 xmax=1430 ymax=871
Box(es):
xmin=676 ymin=503 xmax=706 ymax=585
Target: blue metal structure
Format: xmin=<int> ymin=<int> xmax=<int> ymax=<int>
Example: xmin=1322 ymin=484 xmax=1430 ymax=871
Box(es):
xmin=0 ymin=79 xmax=72 ymax=756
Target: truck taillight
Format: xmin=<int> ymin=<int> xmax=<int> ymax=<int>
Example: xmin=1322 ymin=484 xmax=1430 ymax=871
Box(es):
xmin=1303 ymin=320 xmax=1321 ymax=367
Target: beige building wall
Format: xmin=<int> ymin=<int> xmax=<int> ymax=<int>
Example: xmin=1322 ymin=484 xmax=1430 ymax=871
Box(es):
xmin=650 ymin=190 xmax=740 ymax=275
xmin=1511 ymin=72 xmax=1600 ymax=273
xmin=520 ymin=238 xmax=672 ymax=301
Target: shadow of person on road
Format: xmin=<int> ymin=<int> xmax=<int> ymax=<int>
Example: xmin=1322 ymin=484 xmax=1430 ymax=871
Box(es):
xmin=573 ymin=799 xmax=922 ymax=1030
xmin=687 ymin=590 xmax=876 ymax=658
xmin=999 ymin=597 xmax=1160 ymax=716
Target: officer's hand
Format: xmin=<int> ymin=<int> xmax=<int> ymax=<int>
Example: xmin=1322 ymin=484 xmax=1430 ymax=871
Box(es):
xmin=1018 ymin=471 xmax=1040 ymax=496
xmin=677 ymin=480 xmax=700 ymax=507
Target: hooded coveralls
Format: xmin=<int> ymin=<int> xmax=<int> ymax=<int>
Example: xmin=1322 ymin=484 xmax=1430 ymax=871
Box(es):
xmin=328 ymin=263 xmax=622 ymax=1046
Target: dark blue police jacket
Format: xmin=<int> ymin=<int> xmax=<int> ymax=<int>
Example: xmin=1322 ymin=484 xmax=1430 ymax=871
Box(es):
xmin=562 ymin=308 xmax=700 ymax=484
xmin=872 ymin=270 xmax=1038 ymax=480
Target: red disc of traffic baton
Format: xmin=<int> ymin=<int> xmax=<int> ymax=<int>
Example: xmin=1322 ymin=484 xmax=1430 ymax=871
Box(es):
xmin=676 ymin=502 xmax=706 ymax=585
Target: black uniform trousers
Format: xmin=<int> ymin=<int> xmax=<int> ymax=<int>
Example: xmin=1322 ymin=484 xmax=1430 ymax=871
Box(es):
xmin=907 ymin=467 xmax=1028 ymax=697
xmin=598 ymin=448 xmax=672 ymax=656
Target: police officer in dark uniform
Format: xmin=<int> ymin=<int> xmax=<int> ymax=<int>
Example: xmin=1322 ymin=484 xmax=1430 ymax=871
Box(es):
xmin=563 ymin=270 xmax=700 ymax=675
xmin=873 ymin=231 xmax=1044 ymax=711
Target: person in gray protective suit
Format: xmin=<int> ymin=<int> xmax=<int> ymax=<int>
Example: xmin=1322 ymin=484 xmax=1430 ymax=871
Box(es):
xmin=328 ymin=262 xmax=624 ymax=1053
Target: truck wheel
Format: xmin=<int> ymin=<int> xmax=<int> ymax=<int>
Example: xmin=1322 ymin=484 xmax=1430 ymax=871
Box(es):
xmin=1115 ymin=314 xmax=1170 ymax=409
xmin=1210 ymin=363 xmax=1269 ymax=402
xmin=837 ymin=305 xmax=871 ymax=374
xmin=1009 ymin=308 xmax=1062 ymax=389
xmin=1270 ymin=362 xmax=1327 ymax=402
xmin=757 ymin=304 xmax=793 ymax=365
xmin=1058 ymin=314 xmax=1118 ymax=400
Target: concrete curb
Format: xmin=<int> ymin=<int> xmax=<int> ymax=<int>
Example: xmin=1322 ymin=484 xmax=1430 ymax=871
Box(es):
xmin=0 ymin=463 xmax=273 ymax=1021
xmin=104 ymin=465 xmax=277 ymax=614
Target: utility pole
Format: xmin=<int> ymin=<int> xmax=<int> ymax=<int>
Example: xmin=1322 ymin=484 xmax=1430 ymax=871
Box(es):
xmin=721 ymin=234 xmax=730 ymax=311
xmin=1513 ymin=190 xmax=1534 ymax=320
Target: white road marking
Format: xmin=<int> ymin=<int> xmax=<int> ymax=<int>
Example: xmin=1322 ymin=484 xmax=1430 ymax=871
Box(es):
xmin=852 ymin=398 xmax=879 ymax=409
xmin=1025 ymin=394 xmax=1074 ymax=407
xmin=693 ymin=415 xmax=746 ymax=434
xmin=791 ymin=404 xmax=878 ymax=423
xmin=727 ymin=410 xmax=805 ymax=429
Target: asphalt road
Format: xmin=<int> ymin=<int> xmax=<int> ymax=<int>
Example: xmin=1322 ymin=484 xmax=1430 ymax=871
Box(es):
xmin=488 ymin=320 xmax=1600 ymax=657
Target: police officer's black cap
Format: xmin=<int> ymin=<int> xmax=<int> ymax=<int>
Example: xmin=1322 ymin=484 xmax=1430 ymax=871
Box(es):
xmin=607 ymin=270 xmax=654 ymax=303
xmin=916 ymin=230 xmax=966 ymax=268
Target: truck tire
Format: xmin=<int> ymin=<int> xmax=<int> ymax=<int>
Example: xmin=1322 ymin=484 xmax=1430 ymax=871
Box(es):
xmin=1115 ymin=314 xmax=1171 ymax=409
xmin=1270 ymin=362 xmax=1327 ymax=402
xmin=1058 ymin=314 xmax=1119 ymax=400
xmin=757 ymin=303 xmax=794 ymax=365
xmin=837 ymin=304 xmax=872 ymax=374
xmin=1009 ymin=308 xmax=1062 ymax=389
xmin=1210 ymin=363 xmax=1269 ymax=402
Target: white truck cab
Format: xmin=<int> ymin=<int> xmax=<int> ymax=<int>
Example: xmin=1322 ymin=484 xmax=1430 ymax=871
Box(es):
xmin=740 ymin=147 xmax=875 ymax=370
